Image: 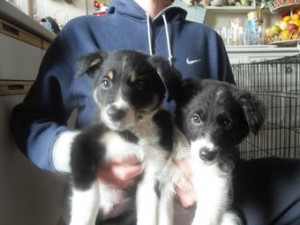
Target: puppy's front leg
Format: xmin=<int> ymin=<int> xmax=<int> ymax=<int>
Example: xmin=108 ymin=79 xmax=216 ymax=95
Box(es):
xmin=157 ymin=162 xmax=177 ymax=225
xmin=191 ymin=174 xmax=229 ymax=225
xmin=158 ymin=190 xmax=174 ymax=225
xmin=136 ymin=178 xmax=159 ymax=225
xmin=69 ymin=124 xmax=106 ymax=225
xmin=69 ymin=181 xmax=100 ymax=225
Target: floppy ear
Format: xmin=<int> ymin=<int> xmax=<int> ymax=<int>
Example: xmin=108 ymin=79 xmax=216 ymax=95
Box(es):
xmin=147 ymin=55 xmax=182 ymax=102
xmin=76 ymin=50 xmax=108 ymax=77
xmin=238 ymin=90 xmax=266 ymax=135
xmin=175 ymin=77 xmax=203 ymax=106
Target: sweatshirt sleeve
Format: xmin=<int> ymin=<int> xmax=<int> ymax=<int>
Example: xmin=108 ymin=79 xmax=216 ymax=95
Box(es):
xmin=10 ymin=18 xmax=95 ymax=171
xmin=212 ymin=33 xmax=235 ymax=84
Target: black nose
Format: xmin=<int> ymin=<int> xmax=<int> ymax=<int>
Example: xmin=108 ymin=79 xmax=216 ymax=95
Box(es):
xmin=199 ymin=147 xmax=217 ymax=161
xmin=107 ymin=105 xmax=125 ymax=121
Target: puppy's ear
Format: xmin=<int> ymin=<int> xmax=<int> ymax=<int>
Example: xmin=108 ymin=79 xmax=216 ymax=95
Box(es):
xmin=238 ymin=90 xmax=266 ymax=135
xmin=147 ymin=55 xmax=182 ymax=101
xmin=76 ymin=51 xmax=108 ymax=77
xmin=175 ymin=77 xmax=203 ymax=106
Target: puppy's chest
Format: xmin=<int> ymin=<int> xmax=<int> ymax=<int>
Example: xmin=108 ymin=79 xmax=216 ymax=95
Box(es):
xmin=135 ymin=123 xmax=165 ymax=157
xmin=136 ymin=112 xmax=174 ymax=156
xmin=190 ymin=162 xmax=232 ymax=199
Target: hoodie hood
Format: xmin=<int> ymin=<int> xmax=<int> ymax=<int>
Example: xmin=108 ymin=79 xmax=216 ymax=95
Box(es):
xmin=107 ymin=0 xmax=187 ymax=65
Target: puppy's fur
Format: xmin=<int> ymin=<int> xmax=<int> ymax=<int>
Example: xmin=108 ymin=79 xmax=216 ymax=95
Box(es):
xmin=64 ymin=50 xmax=180 ymax=225
xmin=159 ymin=78 xmax=266 ymax=225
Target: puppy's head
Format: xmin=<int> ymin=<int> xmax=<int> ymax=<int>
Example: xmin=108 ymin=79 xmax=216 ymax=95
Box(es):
xmin=175 ymin=78 xmax=266 ymax=163
xmin=77 ymin=50 xmax=180 ymax=131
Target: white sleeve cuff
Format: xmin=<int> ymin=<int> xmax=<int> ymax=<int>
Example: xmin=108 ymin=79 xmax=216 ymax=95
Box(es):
xmin=52 ymin=130 xmax=81 ymax=173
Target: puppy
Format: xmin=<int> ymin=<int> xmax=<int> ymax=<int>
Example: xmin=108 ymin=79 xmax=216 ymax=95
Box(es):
xmin=159 ymin=78 xmax=266 ymax=225
xmin=63 ymin=50 xmax=180 ymax=225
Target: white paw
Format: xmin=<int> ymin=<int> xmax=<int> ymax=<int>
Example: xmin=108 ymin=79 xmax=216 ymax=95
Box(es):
xmin=102 ymin=132 xmax=143 ymax=160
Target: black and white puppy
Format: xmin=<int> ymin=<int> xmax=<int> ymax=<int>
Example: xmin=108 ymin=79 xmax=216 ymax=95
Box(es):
xmin=64 ymin=50 xmax=180 ymax=225
xmin=159 ymin=78 xmax=266 ymax=225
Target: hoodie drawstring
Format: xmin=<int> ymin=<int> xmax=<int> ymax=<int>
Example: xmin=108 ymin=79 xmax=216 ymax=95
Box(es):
xmin=146 ymin=13 xmax=173 ymax=66
xmin=146 ymin=14 xmax=153 ymax=56
xmin=162 ymin=13 xmax=173 ymax=66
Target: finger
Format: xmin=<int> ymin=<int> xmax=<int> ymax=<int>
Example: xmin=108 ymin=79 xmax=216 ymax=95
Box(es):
xmin=174 ymin=159 xmax=193 ymax=178
xmin=98 ymin=168 xmax=136 ymax=189
xmin=175 ymin=184 xmax=197 ymax=209
xmin=98 ymin=162 xmax=143 ymax=188
xmin=109 ymin=155 xmax=140 ymax=166
xmin=175 ymin=178 xmax=193 ymax=191
xmin=111 ymin=164 xmax=144 ymax=181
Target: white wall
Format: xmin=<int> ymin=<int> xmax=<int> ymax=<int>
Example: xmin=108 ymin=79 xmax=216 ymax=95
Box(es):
xmin=0 ymin=96 xmax=65 ymax=225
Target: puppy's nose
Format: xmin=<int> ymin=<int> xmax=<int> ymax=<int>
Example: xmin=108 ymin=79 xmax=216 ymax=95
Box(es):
xmin=107 ymin=105 xmax=125 ymax=121
xmin=199 ymin=147 xmax=217 ymax=161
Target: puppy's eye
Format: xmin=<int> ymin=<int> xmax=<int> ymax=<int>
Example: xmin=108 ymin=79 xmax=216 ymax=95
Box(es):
xmin=101 ymin=78 xmax=112 ymax=89
xmin=134 ymin=80 xmax=145 ymax=92
xmin=191 ymin=114 xmax=201 ymax=125
xmin=221 ymin=118 xmax=234 ymax=129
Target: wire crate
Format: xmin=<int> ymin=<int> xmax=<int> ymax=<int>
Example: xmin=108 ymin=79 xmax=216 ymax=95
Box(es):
xmin=232 ymin=54 xmax=300 ymax=159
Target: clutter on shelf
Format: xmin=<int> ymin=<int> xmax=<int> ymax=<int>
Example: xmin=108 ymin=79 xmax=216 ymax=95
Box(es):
xmin=217 ymin=14 xmax=264 ymax=46
xmin=39 ymin=17 xmax=61 ymax=34
xmin=265 ymin=2 xmax=300 ymax=46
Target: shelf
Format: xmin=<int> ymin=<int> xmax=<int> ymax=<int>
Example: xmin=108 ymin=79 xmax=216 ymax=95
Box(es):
xmin=226 ymin=45 xmax=299 ymax=52
xmin=269 ymin=39 xmax=300 ymax=47
xmin=205 ymin=6 xmax=256 ymax=13
xmin=0 ymin=1 xmax=55 ymax=42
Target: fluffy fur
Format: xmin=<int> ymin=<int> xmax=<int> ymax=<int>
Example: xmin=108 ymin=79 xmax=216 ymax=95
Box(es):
xmin=159 ymin=78 xmax=266 ymax=225
xmin=63 ymin=50 xmax=180 ymax=225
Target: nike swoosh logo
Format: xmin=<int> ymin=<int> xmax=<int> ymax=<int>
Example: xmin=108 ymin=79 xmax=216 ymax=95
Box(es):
xmin=186 ymin=58 xmax=202 ymax=65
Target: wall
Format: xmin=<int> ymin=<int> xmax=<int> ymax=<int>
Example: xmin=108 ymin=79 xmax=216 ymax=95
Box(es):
xmin=0 ymin=96 xmax=65 ymax=225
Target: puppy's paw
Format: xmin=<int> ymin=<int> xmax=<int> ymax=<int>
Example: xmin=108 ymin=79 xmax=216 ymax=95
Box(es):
xmin=103 ymin=132 xmax=143 ymax=161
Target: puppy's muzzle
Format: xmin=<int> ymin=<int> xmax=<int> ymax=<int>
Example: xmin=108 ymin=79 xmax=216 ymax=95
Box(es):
xmin=107 ymin=105 xmax=125 ymax=121
xmin=199 ymin=147 xmax=218 ymax=161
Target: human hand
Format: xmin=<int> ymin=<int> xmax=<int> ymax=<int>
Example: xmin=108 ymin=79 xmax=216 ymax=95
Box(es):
xmin=98 ymin=155 xmax=144 ymax=189
xmin=174 ymin=159 xmax=197 ymax=208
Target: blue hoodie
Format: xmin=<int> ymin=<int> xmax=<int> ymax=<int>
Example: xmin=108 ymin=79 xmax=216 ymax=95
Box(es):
xmin=11 ymin=0 xmax=234 ymax=171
